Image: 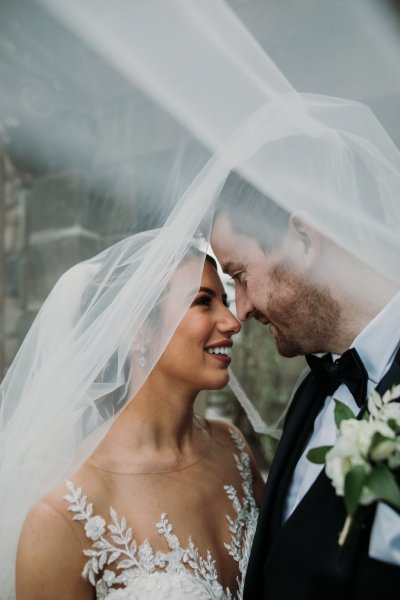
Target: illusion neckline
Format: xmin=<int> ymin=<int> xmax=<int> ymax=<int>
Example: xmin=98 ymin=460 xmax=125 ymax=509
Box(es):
xmin=86 ymin=450 xmax=210 ymax=475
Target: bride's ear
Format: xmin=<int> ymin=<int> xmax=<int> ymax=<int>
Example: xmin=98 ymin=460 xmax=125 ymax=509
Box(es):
xmin=287 ymin=214 xmax=321 ymax=272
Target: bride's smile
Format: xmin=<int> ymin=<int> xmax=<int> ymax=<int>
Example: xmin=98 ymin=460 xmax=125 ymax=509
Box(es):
xmin=155 ymin=257 xmax=240 ymax=392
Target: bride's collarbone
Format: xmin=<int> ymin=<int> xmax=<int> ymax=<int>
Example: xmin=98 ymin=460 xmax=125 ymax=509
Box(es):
xmin=67 ymin=447 xmax=244 ymax=546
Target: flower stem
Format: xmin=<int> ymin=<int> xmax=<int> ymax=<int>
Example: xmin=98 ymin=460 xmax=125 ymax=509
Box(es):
xmin=338 ymin=516 xmax=352 ymax=546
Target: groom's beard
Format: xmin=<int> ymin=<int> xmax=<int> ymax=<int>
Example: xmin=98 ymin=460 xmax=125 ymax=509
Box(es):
xmin=264 ymin=263 xmax=341 ymax=358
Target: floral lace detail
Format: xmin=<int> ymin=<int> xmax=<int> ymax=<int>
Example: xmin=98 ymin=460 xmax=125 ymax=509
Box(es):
xmin=64 ymin=428 xmax=258 ymax=599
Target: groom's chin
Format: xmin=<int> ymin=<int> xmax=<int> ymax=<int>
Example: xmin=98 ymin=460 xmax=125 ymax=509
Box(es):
xmin=273 ymin=335 xmax=303 ymax=358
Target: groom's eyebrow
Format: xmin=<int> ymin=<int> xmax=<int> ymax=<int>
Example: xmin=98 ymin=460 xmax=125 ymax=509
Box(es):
xmin=222 ymin=261 xmax=235 ymax=275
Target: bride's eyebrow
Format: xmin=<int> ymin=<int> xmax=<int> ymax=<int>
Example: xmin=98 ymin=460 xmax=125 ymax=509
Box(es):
xmin=198 ymin=286 xmax=216 ymax=297
xmin=198 ymin=287 xmax=229 ymax=307
xmin=187 ymin=286 xmax=216 ymax=299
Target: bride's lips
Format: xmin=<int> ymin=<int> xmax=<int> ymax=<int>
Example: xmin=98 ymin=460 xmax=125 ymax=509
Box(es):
xmin=208 ymin=353 xmax=231 ymax=366
xmin=204 ymin=340 xmax=232 ymax=366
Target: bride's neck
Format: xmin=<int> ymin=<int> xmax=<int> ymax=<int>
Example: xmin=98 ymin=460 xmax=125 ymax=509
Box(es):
xmin=90 ymin=371 xmax=206 ymax=471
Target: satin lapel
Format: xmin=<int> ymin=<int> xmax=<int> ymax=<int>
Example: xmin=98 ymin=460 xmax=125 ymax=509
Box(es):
xmin=358 ymin=346 xmax=400 ymax=419
xmin=251 ymin=372 xmax=323 ymax=553
xmin=268 ymin=377 xmax=328 ymax=540
xmin=376 ymin=347 xmax=400 ymax=394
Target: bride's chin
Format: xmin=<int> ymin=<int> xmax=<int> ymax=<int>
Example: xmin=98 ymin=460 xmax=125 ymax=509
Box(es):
xmin=212 ymin=373 xmax=230 ymax=390
xmin=198 ymin=373 xmax=230 ymax=391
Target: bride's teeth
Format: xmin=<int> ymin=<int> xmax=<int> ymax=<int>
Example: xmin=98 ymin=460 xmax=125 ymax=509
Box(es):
xmin=206 ymin=346 xmax=232 ymax=356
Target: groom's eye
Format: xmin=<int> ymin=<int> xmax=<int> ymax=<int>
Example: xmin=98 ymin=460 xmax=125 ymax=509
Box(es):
xmin=231 ymin=271 xmax=245 ymax=283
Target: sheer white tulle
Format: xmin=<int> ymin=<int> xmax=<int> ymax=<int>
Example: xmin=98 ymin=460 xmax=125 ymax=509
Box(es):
xmin=1 ymin=2 xmax=400 ymax=598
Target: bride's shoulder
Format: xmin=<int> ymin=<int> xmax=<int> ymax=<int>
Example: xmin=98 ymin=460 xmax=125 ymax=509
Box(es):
xmin=17 ymin=468 xmax=96 ymax=551
xmin=16 ymin=465 xmax=105 ymax=597
xmin=16 ymin=483 xmax=94 ymax=598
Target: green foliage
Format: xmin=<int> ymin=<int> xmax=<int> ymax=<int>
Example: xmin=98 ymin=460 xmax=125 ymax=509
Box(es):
xmin=307 ymin=445 xmax=332 ymax=464
xmin=334 ymin=399 xmax=355 ymax=428
xmin=366 ymin=464 xmax=400 ymax=510
xmin=344 ymin=466 xmax=367 ymax=517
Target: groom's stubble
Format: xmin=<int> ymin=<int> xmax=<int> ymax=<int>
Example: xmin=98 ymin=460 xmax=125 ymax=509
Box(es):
xmin=257 ymin=261 xmax=342 ymax=358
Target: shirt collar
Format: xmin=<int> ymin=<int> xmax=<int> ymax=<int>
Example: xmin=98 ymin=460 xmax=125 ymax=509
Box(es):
xmin=348 ymin=291 xmax=400 ymax=384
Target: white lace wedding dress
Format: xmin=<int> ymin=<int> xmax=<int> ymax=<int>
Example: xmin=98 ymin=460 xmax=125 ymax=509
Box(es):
xmin=64 ymin=429 xmax=258 ymax=600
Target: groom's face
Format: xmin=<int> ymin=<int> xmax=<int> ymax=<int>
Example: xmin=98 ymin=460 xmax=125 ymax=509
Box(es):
xmin=211 ymin=214 xmax=339 ymax=357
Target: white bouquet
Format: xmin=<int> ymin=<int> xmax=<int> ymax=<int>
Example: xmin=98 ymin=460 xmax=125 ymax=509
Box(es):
xmin=308 ymin=385 xmax=400 ymax=545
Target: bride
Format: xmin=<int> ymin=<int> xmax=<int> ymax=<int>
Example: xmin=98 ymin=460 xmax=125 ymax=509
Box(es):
xmin=15 ymin=252 xmax=264 ymax=600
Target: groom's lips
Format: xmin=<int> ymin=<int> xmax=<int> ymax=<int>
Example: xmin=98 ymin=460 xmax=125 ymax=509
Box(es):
xmin=255 ymin=312 xmax=269 ymax=325
xmin=256 ymin=315 xmax=269 ymax=326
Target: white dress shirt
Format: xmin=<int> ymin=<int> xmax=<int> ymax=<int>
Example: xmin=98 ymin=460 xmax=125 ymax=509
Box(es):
xmin=283 ymin=291 xmax=400 ymax=565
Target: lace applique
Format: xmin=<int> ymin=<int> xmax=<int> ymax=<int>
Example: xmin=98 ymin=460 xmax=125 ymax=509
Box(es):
xmin=64 ymin=428 xmax=258 ymax=600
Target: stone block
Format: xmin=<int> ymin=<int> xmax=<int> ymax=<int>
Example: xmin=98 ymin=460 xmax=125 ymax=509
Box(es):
xmin=26 ymin=233 xmax=102 ymax=306
xmin=26 ymin=171 xmax=91 ymax=232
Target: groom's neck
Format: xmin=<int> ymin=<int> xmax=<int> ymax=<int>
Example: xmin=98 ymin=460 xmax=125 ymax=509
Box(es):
xmin=332 ymin=276 xmax=400 ymax=354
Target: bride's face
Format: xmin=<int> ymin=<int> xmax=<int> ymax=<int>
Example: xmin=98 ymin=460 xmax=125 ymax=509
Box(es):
xmin=156 ymin=260 xmax=241 ymax=391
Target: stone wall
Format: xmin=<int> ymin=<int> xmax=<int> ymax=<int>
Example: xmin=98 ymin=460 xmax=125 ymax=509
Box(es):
xmin=0 ymin=155 xmax=141 ymax=375
xmin=0 ymin=155 xmax=26 ymax=376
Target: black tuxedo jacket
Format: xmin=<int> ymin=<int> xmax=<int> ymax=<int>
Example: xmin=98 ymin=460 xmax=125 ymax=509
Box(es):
xmin=243 ymin=347 xmax=400 ymax=600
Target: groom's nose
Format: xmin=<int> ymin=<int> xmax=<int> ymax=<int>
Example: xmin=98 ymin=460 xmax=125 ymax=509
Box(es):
xmin=235 ymin=291 xmax=256 ymax=322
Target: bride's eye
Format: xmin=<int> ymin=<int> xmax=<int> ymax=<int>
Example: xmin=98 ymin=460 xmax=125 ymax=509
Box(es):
xmin=192 ymin=294 xmax=212 ymax=308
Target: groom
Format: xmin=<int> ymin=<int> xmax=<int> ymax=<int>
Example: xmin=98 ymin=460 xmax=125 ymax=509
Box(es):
xmin=211 ymin=172 xmax=400 ymax=599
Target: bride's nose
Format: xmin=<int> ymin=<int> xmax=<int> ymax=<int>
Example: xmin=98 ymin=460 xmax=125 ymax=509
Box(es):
xmin=218 ymin=308 xmax=241 ymax=335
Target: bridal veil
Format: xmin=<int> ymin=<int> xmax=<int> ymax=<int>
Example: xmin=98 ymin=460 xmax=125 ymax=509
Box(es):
xmin=1 ymin=1 xmax=400 ymax=597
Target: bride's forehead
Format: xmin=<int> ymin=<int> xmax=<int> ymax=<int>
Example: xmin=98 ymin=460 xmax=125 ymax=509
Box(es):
xmin=200 ymin=261 xmax=223 ymax=289
xmin=165 ymin=256 xmax=221 ymax=291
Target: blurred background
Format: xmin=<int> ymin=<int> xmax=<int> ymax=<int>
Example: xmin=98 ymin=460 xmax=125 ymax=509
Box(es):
xmin=1 ymin=0 xmax=400 ymax=471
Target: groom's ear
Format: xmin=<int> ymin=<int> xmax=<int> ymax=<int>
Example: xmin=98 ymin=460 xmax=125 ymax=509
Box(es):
xmin=286 ymin=214 xmax=321 ymax=271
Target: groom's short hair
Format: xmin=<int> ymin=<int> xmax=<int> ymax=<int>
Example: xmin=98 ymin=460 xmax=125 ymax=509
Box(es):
xmin=215 ymin=171 xmax=290 ymax=252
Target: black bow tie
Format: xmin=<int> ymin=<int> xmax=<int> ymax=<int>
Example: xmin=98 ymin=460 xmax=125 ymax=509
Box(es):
xmin=305 ymin=348 xmax=368 ymax=408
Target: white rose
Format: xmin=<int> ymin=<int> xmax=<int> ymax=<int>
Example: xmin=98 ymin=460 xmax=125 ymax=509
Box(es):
xmin=378 ymin=402 xmax=400 ymax=428
xmin=325 ymin=420 xmax=371 ymax=497
xmin=325 ymin=454 xmax=346 ymax=496
xmin=339 ymin=419 xmax=360 ymax=439
xmin=84 ymin=515 xmax=106 ymax=541
xmin=370 ymin=439 xmax=397 ymax=462
xmin=356 ymin=422 xmax=376 ymax=456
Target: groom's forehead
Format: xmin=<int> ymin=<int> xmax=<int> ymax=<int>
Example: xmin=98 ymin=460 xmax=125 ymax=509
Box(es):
xmin=211 ymin=214 xmax=260 ymax=259
xmin=211 ymin=218 xmax=242 ymax=264
xmin=211 ymin=213 xmax=247 ymax=248
xmin=211 ymin=215 xmax=263 ymax=273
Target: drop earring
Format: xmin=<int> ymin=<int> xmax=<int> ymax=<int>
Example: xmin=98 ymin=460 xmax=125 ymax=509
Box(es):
xmin=138 ymin=345 xmax=147 ymax=368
